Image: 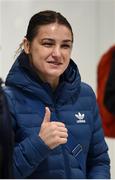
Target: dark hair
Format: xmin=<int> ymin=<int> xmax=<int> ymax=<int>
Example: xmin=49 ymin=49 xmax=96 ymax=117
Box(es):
xmin=26 ymin=10 xmax=73 ymax=42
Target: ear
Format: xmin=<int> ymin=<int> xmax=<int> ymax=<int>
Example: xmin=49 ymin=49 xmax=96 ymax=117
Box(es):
xmin=23 ymin=38 xmax=31 ymax=54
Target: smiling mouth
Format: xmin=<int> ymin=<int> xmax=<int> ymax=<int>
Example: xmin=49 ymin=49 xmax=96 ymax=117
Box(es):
xmin=47 ymin=61 xmax=63 ymax=65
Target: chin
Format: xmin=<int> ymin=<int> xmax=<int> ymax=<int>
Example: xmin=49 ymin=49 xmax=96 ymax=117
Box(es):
xmin=49 ymin=71 xmax=63 ymax=77
xmin=48 ymin=68 xmax=62 ymax=74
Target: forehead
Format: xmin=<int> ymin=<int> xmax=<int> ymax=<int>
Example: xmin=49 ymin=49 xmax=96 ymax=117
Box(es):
xmin=36 ymin=23 xmax=72 ymax=40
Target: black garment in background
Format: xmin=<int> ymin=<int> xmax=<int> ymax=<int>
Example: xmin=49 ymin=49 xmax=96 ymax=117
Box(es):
xmin=104 ymin=51 xmax=115 ymax=114
xmin=0 ymin=78 xmax=13 ymax=178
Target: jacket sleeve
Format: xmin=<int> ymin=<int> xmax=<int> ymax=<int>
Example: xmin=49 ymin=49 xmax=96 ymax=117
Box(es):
xmin=104 ymin=53 xmax=115 ymax=114
xmin=86 ymin=91 xmax=110 ymax=179
xmin=13 ymin=134 xmax=51 ymax=178
xmin=4 ymin=89 xmax=51 ymax=178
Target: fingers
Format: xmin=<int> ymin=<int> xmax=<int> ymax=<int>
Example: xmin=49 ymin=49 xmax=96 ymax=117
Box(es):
xmin=51 ymin=121 xmax=66 ymax=127
xmin=42 ymin=107 xmax=51 ymax=123
xmin=55 ymin=130 xmax=68 ymax=139
xmin=58 ymin=137 xmax=68 ymax=145
xmin=52 ymin=126 xmax=68 ymax=135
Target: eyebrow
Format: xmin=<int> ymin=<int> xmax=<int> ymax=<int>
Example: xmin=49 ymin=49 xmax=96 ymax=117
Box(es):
xmin=63 ymin=40 xmax=73 ymax=43
xmin=41 ymin=38 xmax=72 ymax=43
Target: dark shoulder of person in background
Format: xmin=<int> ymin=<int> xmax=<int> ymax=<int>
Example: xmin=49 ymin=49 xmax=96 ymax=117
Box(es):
xmin=104 ymin=51 xmax=115 ymax=114
xmin=0 ymin=78 xmax=13 ymax=178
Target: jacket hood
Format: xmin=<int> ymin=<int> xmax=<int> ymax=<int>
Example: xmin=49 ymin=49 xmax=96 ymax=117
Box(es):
xmin=5 ymin=52 xmax=81 ymax=105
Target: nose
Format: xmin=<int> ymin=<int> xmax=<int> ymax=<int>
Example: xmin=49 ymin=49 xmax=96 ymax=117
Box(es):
xmin=52 ymin=46 xmax=61 ymax=58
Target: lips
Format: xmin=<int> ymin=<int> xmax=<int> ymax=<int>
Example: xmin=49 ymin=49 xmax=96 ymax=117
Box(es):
xmin=47 ymin=61 xmax=62 ymax=65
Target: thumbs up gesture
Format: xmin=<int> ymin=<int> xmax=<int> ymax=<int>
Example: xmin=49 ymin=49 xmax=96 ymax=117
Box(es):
xmin=39 ymin=107 xmax=68 ymax=149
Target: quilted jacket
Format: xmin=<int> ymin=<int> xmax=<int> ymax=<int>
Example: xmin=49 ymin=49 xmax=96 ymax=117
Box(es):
xmin=4 ymin=52 xmax=110 ymax=178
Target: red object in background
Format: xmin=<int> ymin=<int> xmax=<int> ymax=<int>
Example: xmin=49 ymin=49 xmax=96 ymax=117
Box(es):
xmin=97 ymin=45 xmax=115 ymax=137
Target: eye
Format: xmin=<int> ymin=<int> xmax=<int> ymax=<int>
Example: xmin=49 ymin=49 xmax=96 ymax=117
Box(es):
xmin=61 ymin=44 xmax=71 ymax=49
xmin=42 ymin=42 xmax=54 ymax=47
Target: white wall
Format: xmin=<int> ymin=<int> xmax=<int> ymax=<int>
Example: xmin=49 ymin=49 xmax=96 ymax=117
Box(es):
xmin=0 ymin=0 xmax=115 ymax=178
xmin=0 ymin=1 xmax=1 ymax=76
xmin=98 ymin=0 xmax=115 ymax=56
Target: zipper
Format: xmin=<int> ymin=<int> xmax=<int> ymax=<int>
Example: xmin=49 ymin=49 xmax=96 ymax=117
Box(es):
xmin=49 ymin=102 xmax=70 ymax=178
xmin=61 ymin=145 xmax=71 ymax=178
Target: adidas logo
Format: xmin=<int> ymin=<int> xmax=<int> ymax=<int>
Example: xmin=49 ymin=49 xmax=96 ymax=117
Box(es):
xmin=75 ymin=112 xmax=86 ymax=123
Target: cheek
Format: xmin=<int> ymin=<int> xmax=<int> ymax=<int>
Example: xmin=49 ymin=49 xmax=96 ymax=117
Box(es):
xmin=65 ymin=57 xmax=70 ymax=68
xmin=32 ymin=47 xmax=50 ymax=60
xmin=30 ymin=48 xmax=43 ymax=63
xmin=64 ymin=50 xmax=71 ymax=60
xmin=64 ymin=55 xmax=70 ymax=65
xmin=62 ymin=59 xmax=70 ymax=72
xmin=31 ymin=47 xmax=40 ymax=57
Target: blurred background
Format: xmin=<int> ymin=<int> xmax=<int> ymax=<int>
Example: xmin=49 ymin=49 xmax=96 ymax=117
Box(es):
xmin=0 ymin=0 xmax=115 ymax=178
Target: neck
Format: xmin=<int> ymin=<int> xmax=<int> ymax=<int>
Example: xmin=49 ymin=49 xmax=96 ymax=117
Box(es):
xmin=38 ymin=74 xmax=59 ymax=90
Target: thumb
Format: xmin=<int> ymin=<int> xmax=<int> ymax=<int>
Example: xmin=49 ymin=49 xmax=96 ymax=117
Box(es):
xmin=43 ymin=107 xmax=51 ymax=123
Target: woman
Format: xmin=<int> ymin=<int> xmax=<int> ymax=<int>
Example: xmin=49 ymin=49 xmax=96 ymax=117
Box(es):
xmin=4 ymin=10 xmax=110 ymax=178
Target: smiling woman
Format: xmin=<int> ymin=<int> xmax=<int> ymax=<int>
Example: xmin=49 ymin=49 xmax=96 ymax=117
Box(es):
xmin=3 ymin=10 xmax=110 ymax=179
xmin=24 ymin=23 xmax=73 ymax=89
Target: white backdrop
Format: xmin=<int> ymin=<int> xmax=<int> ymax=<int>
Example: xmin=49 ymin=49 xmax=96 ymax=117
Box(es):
xmin=0 ymin=1 xmax=1 ymax=74
xmin=0 ymin=0 xmax=115 ymax=178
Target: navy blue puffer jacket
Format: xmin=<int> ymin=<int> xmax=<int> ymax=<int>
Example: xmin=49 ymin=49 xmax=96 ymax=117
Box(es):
xmin=4 ymin=52 xmax=110 ymax=179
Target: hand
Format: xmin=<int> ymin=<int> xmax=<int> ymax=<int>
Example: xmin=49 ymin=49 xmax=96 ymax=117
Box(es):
xmin=39 ymin=107 xmax=68 ymax=149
